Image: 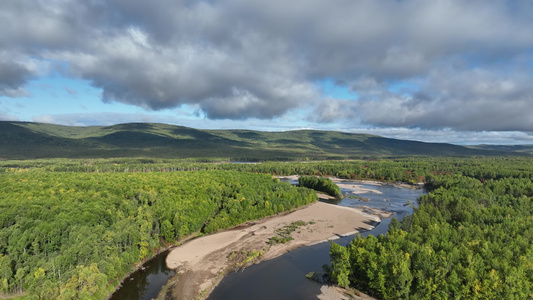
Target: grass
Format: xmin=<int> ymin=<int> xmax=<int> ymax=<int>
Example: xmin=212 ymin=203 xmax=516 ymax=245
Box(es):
xmin=228 ymin=249 xmax=266 ymax=268
xmin=268 ymin=220 xmax=309 ymax=245
xmin=242 ymin=250 xmax=264 ymax=265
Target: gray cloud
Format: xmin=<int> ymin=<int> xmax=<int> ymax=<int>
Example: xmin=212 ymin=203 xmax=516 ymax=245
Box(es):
xmin=309 ymin=98 xmax=358 ymax=123
xmin=0 ymin=54 xmax=34 ymax=97
xmin=351 ymin=127 xmax=533 ymax=145
xmin=30 ymin=111 xmax=310 ymax=132
xmin=2 ymin=0 xmax=533 ymax=128
xmin=354 ymin=68 xmax=533 ymax=131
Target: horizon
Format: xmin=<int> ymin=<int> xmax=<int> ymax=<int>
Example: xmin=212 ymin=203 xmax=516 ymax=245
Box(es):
xmin=1 ymin=1 xmax=533 ymax=145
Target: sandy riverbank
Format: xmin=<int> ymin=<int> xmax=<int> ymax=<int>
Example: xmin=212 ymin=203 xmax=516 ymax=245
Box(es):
xmin=280 ymin=175 xmax=421 ymax=192
xmin=278 ymin=175 xmax=384 ymax=194
xmin=165 ymin=201 xmax=380 ymax=299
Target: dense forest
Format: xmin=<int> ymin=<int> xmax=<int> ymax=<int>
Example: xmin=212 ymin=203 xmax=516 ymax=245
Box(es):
xmin=298 ymin=176 xmax=342 ymax=199
xmin=0 ymin=171 xmax=315 ymax=299
xmin=3 ymin=156 xmax=533 ymax=182
xmin=327 ymin=160 xmax=533 ymax=299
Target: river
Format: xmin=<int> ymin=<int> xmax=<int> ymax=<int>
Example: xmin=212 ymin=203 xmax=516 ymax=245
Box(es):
xmin=110 ymin=180 xmax=425 ymax=300
xmin=208 ymin=180 xmax=425 ymax=300
xmin=108 ymin=250 xmax=174 ymax=300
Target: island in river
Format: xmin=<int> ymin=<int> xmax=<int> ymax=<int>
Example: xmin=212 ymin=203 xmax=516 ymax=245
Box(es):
xmin=164 ymin=191 xmax=383 ymax=299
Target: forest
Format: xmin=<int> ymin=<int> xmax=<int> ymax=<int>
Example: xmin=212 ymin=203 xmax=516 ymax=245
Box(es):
xmin=1 ymin=156 xmax=532 ymax=299
xmin=327 ymin=159 xmax=533 ymax=299
xmin=298 ymin=176 xmax=342 ymax=199
xmin=0 ymin=170 xmax=315 ymax=299
xmin=5 ymin=156 xmax=533 ymax=182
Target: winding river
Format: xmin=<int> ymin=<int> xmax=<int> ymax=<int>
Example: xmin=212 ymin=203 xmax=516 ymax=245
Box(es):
xmin=111 ymin=180 xmax=425 ymax=300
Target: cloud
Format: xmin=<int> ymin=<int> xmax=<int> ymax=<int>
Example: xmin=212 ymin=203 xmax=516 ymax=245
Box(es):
xmin=30 ymin=111 xmax=307 ymax=132
xmin=0 ymin=54 xmax=34 ymax=97
xmin=32 ymin=112 xmax=180 ymax=127
xmin=64 ymin=87 xmax=77 ymax=97
xmin=354 ymin=68 xmax=533 ymax=131
xmin=1 ymin=0 xmax=533 ymax=127
xmin=0 ymin=111 xmax=19 ymax=121
xmin=309 ymin=98 xmax=358 ymax=123
xmin=350 ymin=127 xmax=533 ymax=145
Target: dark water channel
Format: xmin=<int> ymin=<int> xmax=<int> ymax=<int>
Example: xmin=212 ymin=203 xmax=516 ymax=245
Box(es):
xmin=109 ymin=250 xmax=174 ymax=300
xmin=111 ymin=180 xmax=424 ymax=300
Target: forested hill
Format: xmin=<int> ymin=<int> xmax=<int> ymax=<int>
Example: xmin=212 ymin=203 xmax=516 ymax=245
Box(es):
xmin=0 ymin=121 xmax=512 ymax=160
xmin=468 ymin=144 xmax=533 ymax=155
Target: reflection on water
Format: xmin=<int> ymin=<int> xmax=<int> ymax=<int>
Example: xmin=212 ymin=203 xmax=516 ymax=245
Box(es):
xmin=208 ymin=181 xmax=425 ymax=300
xmin=109 ymin=250 xmax=174 ymax=300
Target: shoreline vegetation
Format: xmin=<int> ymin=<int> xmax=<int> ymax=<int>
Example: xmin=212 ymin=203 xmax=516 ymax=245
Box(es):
xmin=0 ymin=170 xmax=316 ymax=299
xmin=298 ymin=176 xmax=342 ymax=199
xmin=326 ymin=169 xmax=533 ymax=298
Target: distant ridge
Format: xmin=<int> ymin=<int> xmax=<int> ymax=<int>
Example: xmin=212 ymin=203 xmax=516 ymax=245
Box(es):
xmin=468 ymin=144 xmax=533 ymax=155
xmin=0 ymin=121 xmax=517 ymax=160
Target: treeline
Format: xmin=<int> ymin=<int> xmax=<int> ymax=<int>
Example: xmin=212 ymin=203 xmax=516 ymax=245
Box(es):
xmin=3 ymin=157 xmax=533 ymax=183
xmin=0 ymin=171 xmax=316 ymax=299
xmin=298 ymin=176 xmax=342 ymax=198
xmin=327 ymin=161 xmax=533 ymax=299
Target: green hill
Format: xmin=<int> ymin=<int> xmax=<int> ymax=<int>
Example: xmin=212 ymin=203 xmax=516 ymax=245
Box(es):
xmin=0 ymin=121 xmax=514 ymax=160
xmin=468 ymin=144 xmax=533 ymax=155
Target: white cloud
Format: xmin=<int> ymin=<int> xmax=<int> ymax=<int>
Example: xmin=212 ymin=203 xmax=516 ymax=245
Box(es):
xmin=0 ymin=111 xmax=19 ymax=121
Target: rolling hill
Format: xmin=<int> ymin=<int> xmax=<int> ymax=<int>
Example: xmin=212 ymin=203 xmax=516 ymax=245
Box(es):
xmin=468 ymin=144 xmax=533 ymax=155
xmin=0 ymin=121 xmax=517 ymax=160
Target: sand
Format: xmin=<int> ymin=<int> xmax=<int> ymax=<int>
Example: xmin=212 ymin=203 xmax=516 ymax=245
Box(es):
xmin=165 ymin=201 xmax=380 ymax=299
xmin=278 ymin=175 xmax=384 ymax=194
xmin=318 ymin=285 xmax=376 ymax=300
xmin=329 ymin=178 xmax=384 ymax=195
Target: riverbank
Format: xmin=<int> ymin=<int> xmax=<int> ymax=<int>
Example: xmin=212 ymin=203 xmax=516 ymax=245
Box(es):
xmin=278 ymin=175 xmax=422 ymax=191
xmin=164 ymin=201 xmax=380 ymax=299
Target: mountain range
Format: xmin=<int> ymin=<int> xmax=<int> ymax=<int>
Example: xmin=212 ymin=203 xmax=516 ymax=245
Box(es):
xmin=0 ymin=121 xmax=527 ymax=160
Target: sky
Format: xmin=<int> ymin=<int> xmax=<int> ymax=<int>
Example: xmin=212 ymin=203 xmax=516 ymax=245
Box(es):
xmin=1 ymin=0 xmax=533 ymax=145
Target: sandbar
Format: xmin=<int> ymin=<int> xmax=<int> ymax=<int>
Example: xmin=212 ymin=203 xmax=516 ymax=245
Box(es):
xmin=165 ymin=201 xmax=380 ymax=299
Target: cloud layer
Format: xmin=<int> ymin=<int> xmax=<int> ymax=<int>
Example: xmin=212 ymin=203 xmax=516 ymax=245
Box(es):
xmin=1 ymin=0 xmax=533 ymax=131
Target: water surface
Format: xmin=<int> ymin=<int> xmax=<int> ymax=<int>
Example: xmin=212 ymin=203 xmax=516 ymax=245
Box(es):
xmin=109 ymin=250 xmax=174 ymax=300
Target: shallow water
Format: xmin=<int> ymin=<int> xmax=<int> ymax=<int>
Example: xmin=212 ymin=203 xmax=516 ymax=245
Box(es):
xmin=208 ymin=181 xmax=425 ymax=300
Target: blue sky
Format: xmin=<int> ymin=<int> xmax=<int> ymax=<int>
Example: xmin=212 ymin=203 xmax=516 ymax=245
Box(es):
xmin=2 ymin=0 xmax=533 ymax=145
